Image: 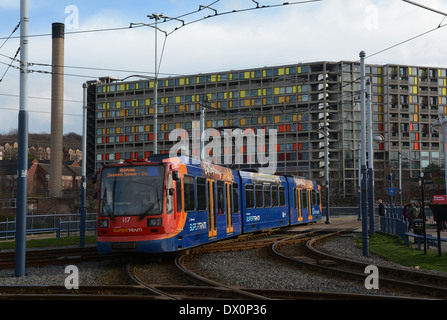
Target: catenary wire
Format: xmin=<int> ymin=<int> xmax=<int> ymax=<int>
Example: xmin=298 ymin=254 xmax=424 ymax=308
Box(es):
xmin=0 ymin=0 xmax=323 ymax=75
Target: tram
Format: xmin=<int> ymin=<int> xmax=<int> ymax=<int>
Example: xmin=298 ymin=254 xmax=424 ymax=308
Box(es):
xmin=96 ymin=155 xmax=322 ymax=254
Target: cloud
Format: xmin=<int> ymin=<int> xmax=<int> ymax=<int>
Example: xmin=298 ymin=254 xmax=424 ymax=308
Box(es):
xmin=0 ymin=0 xmax=19 ymax=10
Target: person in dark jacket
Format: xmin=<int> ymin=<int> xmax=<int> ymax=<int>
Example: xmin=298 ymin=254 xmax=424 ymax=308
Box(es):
xmin=403 ymin=204 xmax=414 ymax=231
xmin=378 ymin=198 xmax=385 ymax=216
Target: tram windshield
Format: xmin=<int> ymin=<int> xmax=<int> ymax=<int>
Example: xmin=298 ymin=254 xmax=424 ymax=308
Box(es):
xmin=99 ymin=165 xmax=165 ymax=218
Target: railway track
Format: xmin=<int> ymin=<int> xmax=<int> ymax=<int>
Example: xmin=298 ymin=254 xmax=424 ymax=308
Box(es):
xmin=0 ymin=226 xmax=443 ymax=299
xmin=272 ymin=231 xmax=447 ymax=299
xmin=0 ymin=247 xmax=120 ymax=269
xmin=178 ymin=230 xmax=423 ymax=300
xmin=127 ymin=256 xmax=270 ymax=300
xmin=0 ymin=285 xmax=161 ymax=300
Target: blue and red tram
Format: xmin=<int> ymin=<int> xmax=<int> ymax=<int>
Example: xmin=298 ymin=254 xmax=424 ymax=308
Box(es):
xmin=96 ymin=155 xmax=322 ymax=254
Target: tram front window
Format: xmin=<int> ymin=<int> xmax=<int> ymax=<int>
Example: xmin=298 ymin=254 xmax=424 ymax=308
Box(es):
xmin=100 ymin=165 xmax=165 ymax=218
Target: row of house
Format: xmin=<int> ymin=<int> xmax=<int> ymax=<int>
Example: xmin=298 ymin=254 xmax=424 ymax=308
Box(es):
xmin=0 ymin=143 xmax=82 ymax=162
xmin=0 ymin=159 xmax=82 ymax=198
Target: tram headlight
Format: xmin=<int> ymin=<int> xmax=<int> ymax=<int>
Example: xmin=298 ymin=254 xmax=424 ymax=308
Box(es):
xmin=99 ymin=219 xmax=109 ymax=228
xmin=147 ymin=218 xmax=162 ymax=227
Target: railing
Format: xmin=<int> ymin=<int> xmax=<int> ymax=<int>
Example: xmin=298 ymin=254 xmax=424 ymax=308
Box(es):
xmin=0 ymin=198 xmax=16 ymax=209
xmin=379 ymin=207 xmax=447 ymax=253
xmin=0 ymin=212 xmax=97 ymax=239
xmin=379 ymin=208 xmax=409 ymax=242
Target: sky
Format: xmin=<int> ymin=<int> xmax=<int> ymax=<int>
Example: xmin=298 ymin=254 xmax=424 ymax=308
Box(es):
xmin=1 ymin=0 xmax=447 ymax=135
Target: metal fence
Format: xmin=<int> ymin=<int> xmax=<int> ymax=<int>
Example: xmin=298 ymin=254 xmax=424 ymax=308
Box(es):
xmin=379 ymin=208 xmax=409 ymax=242
xmin=0 ymin=212 xmax=97 ymax=240
xmin=379 ymin=206 xmax=447 ymax=251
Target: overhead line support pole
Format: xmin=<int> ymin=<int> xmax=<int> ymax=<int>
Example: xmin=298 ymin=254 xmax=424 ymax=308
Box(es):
xmin=360 ymin=50 xmax=369 ymax=257
xmin=15 ymin=0 xmax=29 ymax=277
xmin=366 ymin=78 xmax=375 ymax=234
xmin=80 ymin=83 xmax=88 ymax=247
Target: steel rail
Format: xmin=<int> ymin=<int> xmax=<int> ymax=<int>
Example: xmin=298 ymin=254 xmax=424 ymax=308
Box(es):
xmin=305 ymin=234 xmax=447 ymax=298
xmin=0 ymin=247 xmax=120 ymax=269
xmin=272 ymin=231 xmax=447 ymax=299
xmin=126 ymin=263 xmax=180 ymax=300
xmin=0 ymin=285 xmax=166 ymax=300
xmin=175 ymin=255 xmax=271 ymax=300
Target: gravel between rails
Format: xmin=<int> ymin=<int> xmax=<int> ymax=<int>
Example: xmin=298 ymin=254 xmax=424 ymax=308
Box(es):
xmin=0 ymin=260 xmax=131 ymax=286
xmin=185 ymin=249 xmax=398 ymax=296
xmin=184 ymin=234 xmax=447 ymax=297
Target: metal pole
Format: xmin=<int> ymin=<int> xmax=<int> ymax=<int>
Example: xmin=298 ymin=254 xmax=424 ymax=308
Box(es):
xmin=420 ymin=172 xmax=427 ymax=254
xmin=433 ymin=116 xmax=447 ymax=201
xmin=358 ymin=143 xmax=361 ymax=220
xmin=366 ymin=78 xmax=375 ymax=234
xmin=80 ymin=83 xmax=88 ymax=247
xmin=153 ymin=16 xmax=158 ymax=155
xmin=443 ymin=120 xmax=447 ymax=201
xmin=360 ymin=51 xmax=369 ymax=257
xmin=398 ymin=151 xmax=403 ymax=208
xmin=200 ymin=105 xmax=205 ymax=160
xmin=389 ymin=173 xmax=394 ymax=218
xmin=15 ymin=0 xmax=29 ymax=277
xmin=325 ymin=125 xmax=330 ymax=224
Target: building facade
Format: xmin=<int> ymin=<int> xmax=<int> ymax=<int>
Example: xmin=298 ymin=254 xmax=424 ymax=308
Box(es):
xmin=87 ymin=61 xmax=447 ymax=200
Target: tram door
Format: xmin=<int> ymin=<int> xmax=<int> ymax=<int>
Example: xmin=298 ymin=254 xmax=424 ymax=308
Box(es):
xmin=307 ymin=189 xmax=313 ymax=220
xmin=207 ymin=179 xmax=217 ymax=238
xmin=301 ymin=189 xmax=311 ymax=221
xmin=296 ymin=188 xmax=303 ymax=222
xmin=225 ymin=182 xmax=233 ymax=234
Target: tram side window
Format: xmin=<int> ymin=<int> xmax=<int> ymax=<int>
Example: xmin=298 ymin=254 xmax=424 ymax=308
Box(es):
xmin=301 ymin=189 xmax=308 ymax=210
xmin=255 ymin=184 xmax=263 ymax=208
xmin=196 ymin=177 xmax=207 ymax=211
xmin=233 ymin=183 xmax=240 ymax=213
xmin=166 ymin=173 xmax=174 ymax=214
xmin=311 ymin=189 xmax=317 ymax=206
xmin=264 ymin=185 xmax=271 ymax=207
xmin=183 ymin=174 xmax=195 ymax=212
xmin=279 ymin=186 xmax=286 ymax=207
xmin=217 ymin=180 xmax=225 ymax=215
xmin=245 ymin=184 xmax=254 ymax=208
xmin=271 ymin=186 xmax=278 ymax=207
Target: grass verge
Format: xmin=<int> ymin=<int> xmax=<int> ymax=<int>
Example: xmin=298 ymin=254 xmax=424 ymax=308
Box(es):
xmin=0 ymin=236 xmax=97 ymax=251
xmin=357 ymin=233 xmax=447 ymax=272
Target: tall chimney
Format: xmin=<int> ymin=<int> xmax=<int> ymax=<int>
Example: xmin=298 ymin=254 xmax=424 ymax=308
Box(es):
xmin=49 ymin=22 xmax=64 ymax=198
